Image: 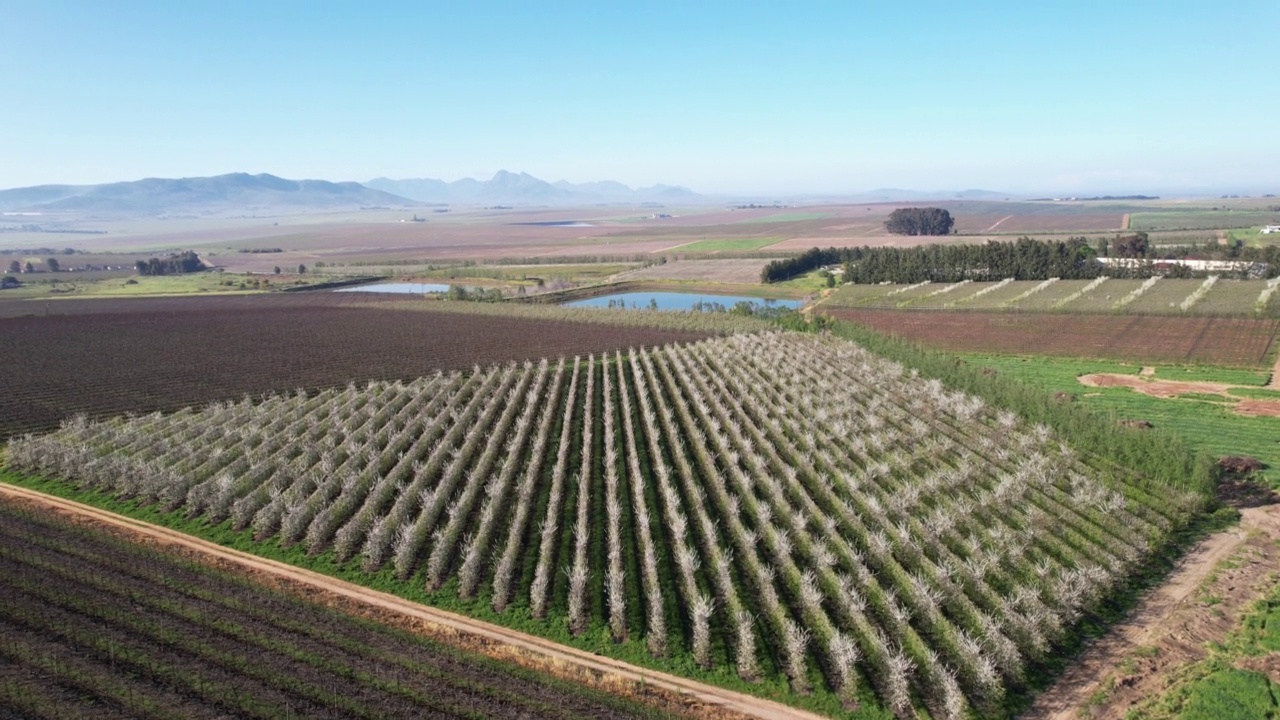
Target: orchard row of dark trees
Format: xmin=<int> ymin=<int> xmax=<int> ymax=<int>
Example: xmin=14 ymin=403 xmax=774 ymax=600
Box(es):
xmin=136 ymin=251 xmax=203 ymax=276
xmin=761 ymin=236 xmax=1280 ymax=284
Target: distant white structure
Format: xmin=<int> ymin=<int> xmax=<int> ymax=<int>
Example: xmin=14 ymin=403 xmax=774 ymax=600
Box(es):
xmin=1097 ymin=257 xmax=1267 ymax=277
xmin=1262 ymin=225 xmax=1280 ymax=234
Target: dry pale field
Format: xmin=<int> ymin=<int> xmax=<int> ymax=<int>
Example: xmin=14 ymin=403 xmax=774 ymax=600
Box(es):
xmin=619 ymin=259 xmax=775 ymax=283
xmin=6 ymin=200 xmax=1142 ymax=269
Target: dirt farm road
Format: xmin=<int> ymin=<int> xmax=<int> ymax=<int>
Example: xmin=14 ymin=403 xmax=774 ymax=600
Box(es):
xmin=1024 ymin=503 xmax=1280 ymax=719
xmin=0 ymin=483 xmax=824 ymax=720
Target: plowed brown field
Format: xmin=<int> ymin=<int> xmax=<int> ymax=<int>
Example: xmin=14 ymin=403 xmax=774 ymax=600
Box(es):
xmin=824 ymin=308 xmax=1280 ymax=367
xmin=0 ymin=294 xmax=711 ymax=438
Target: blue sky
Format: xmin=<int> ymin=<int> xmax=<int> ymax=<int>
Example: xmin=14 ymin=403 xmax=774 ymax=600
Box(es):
xmin=2 ymin=1 xmax=1277 ymax=195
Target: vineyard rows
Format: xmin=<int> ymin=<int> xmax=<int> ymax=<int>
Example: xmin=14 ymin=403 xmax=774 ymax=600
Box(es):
xmin=8 ymin=333 xmax=1197 ymax=717
xmin=827 ymin=277 xmax=1280 ymax=316
xmin=0 ymin=499 xmax=668 ymax=719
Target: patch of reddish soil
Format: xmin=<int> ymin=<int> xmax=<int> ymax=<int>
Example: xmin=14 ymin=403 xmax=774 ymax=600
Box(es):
xmin=1026 ymin=504 xmax=1280 ymax=719
xmin=826 ymin=308 xmax=1280 ymax=367
xmin=1077 ymin=374 xmax=1235 ymax=398
xmin=1236 ymin=654 xmax=1280 ymax=684
xmin=1236 ymin=399 xmax=1280 ymax=417
xmin=1077 ymin=374 xmax=1280 ymax=418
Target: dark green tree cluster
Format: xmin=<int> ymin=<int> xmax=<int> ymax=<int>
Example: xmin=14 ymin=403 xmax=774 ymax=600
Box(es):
xmin=760 ymin=247 xmax=846 ymax=283
xmin=884 ymin=207 xmax=955 ymax=236
xmin=135 ymin=251 xmax=203 ymax=276
xmin=1109 ymin=232 xmax=1149 ymax=258
xmin=841 ymin=237 xmax=1101 ymax=284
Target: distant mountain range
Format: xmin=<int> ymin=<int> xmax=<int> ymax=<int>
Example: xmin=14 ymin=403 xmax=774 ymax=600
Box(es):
xmin=0 ymin=173 xmax=415 ymax=216
xmin=774 ymin=188 xmax=1015 ymax=204
xmin=365 ymin=171 xmax=702 ymax=205
xmin=0 ymin=170 xmax=1021 ymax=217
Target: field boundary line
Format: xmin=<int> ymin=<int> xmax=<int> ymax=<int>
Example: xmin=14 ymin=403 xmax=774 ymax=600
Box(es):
xmin=0 ymin=481 xmax=825 ymax=720
xmin=984 ymin=214 xmax=1013 ymax=233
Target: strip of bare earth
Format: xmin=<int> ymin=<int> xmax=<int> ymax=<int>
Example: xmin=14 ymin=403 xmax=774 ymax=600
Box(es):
xmin=1023 ymin=503 xmax=1280 ymax=719
xmin=0 ymin=482 xmax=824 ymax=720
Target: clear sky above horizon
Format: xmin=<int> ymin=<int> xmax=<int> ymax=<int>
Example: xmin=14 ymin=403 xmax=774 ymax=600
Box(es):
xmin=3 ymin=1 xmax=1277 ymax=196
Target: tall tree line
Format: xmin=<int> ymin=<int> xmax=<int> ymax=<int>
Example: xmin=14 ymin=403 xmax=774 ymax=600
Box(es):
xmin=761 ymin=236 xmax=1280 ymax=284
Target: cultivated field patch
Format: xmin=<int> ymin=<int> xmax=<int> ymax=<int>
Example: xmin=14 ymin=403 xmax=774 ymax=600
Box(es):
xmin=0 ymin=294 xmax=717 ymax=438
xmin=663 ymin=238 xmax=782 ymax=253
xmin=619 ymin=259 xmax=775 ymax=284
xmin=825 ymin=309 xmax=1280 ymax=367
xmin=0 ymin=496 xmax=677 ymax=719
xmin=1054 ymin=279 xmax=1145 ymax=313
xmin=7 ymin=332 xmax=1197 ymax=718
xmin=824 ymin=279 xmax=1280 ymax=317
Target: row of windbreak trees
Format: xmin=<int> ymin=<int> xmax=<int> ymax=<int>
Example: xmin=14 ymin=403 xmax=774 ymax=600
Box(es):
xmin=760 ymin=240 xmax=1103 ymax=285
xmin=761 ymin=237 xmax=1280 ymax=284
xmin=8 ymin=332 xmax=1207 ymax=718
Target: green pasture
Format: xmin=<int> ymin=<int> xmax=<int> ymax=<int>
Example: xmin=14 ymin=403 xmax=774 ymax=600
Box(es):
xmin=769 ymin=268 xmax=835 ymax=294
xmin=1139 ymin=582 xmax=1280 ymax=719
xmin=1130 ymin=210 xmax=1279 ymax=233
xmin=0 ymin=271 xmax=276 ymax=300
xmin=958 ymin=353 xmax=1280 ymax=483
xmin=667 ymin=237 xmax=783 ymax=253
xmin=1229 ymin=227 xmax=1280 ymax=245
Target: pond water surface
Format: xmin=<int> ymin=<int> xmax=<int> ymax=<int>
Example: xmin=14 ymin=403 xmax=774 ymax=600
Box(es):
xmin=565 ymin=291 xmax=801 ymax=311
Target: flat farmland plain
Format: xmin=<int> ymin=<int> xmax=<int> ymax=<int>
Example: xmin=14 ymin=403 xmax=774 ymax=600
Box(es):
xmin=620 ymin=259 xmax=775 ymax=283
xmin=23 ymin=201 xmax=1152 ymax=271
xmin=0 ymin=294 xmax=714 ymax=439
xmin=10 ymin=332 xmax=1196 ymax=718
xmin=824 ymin=309 xmax=1280 ymax=366
xmin=0 ymin=496 xmax=677 ymax=719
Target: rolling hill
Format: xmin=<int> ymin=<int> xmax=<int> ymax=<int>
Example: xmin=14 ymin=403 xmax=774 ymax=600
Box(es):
xmin=0 ymin=173 xmax=417 ymax=216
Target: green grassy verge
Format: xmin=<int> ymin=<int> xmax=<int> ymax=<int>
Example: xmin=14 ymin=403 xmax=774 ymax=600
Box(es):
xmin=828 ymin=320 xmax=1217 ymax=499
xmin=951 ymin=354 xmax=1280 ymax=484
xmin=0 ymin=271 xmax=354 ymax=299
xmin=1137 ymin=582 xmax=1280 ymax=719
xmin=667 ymin=237 xmax=782 ymax=253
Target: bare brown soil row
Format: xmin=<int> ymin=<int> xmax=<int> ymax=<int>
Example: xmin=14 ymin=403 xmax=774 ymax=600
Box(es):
xmin=825 ymin=308 xmax=1280 ymax=367
xmin=0 ymin=483 xmax=824 ymax=720
xmin=0 ymin=293 xmax=711 ymax=438
xmin=1023 ymin=504 xmax=1280 ymax=719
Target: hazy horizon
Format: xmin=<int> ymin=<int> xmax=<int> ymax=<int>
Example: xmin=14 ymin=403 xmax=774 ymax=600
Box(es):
xmin=4 ymin=1 xmax=1277 ymax=197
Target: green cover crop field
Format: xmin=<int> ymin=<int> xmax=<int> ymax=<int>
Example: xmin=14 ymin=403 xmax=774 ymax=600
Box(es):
xmin=8 ymin=332 xmax=1202 ymax=718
